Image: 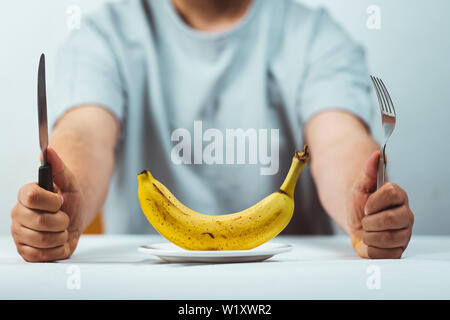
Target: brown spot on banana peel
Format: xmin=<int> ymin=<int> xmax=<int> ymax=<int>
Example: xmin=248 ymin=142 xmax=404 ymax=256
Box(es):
xmin=257 ymin=210 xmax=283 ymax=231
xmin=152 ymin=200 xmax=167 ymax=221
xmin=202 ymin=232 xmax=215 ymax=239
xmin=152 ymin=182 xmax=189 ymax=216
xmin=152 ymin=182 xmax=165 ymax=197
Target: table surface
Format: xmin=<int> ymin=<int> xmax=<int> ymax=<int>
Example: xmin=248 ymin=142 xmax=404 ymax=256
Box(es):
xmin=1 ymin=235 xmax=449 ymax=299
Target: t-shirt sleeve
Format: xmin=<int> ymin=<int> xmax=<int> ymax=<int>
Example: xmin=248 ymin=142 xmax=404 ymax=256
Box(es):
xmin=299 ymin=8 xmax=374 ymax=129
xmin=49 ymin=16 xmax=125 ymax=128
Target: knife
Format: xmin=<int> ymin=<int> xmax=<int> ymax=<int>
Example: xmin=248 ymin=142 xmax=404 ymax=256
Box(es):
xmin=37 ymin=53 xmax=53 ymax=192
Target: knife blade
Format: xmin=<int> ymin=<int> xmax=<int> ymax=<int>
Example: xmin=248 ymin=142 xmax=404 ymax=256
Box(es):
xmin=37 ymin=53 xmax=53 ymax=192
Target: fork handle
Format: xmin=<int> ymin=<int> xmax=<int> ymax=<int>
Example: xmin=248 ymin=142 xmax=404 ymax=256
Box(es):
xmin=377 ymin=152 xmax=386 ymax=190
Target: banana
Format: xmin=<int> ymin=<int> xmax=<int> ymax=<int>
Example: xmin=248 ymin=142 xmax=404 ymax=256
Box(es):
xmin=137 ymin=145 xmax=310 ymax=250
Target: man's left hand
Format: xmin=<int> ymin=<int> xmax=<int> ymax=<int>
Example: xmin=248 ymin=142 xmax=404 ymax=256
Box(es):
xmin=348 ymin=151 xmax=414 ymax=259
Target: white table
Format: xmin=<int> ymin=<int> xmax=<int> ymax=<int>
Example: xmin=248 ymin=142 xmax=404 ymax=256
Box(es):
xmin=1 ymin=235 xmax=449 ymax=299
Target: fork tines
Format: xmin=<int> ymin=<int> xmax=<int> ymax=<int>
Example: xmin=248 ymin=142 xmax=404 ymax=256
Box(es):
xmin=370 ymin=75 xmax=396 ymax=116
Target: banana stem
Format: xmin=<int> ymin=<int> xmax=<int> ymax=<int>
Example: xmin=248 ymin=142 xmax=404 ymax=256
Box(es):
xmin=279 ymin=146 xmax=310 ymax=198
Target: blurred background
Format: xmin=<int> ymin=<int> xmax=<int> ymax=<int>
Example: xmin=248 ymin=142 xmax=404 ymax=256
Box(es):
xmin=0 ymin=0 xmax=449 ymax=236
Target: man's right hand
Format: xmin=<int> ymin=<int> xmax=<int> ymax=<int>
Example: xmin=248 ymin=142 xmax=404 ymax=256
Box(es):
xmin=11 ymin=147 xmax=84 ymax=262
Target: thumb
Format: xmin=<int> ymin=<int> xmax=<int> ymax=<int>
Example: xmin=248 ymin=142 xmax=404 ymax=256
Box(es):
xmin=46 ymin=147 xmax=78 ymax=193
xmin=351 ymin=231 xmax=368 ymax=259
xmin=354 ymin=150 xmax=380 ymax=193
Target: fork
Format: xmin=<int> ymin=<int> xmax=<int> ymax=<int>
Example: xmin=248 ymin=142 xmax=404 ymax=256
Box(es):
xmin=370 ymin=76 xmax=397 ymax=190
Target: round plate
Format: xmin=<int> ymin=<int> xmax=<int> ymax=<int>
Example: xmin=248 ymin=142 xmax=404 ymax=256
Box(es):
xmin=138 ymin=242 xmax=292 ymax=263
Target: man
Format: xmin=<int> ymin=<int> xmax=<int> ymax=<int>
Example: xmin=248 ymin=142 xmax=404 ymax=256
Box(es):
xmin=10 ymin=0 xmax=413 ymax=262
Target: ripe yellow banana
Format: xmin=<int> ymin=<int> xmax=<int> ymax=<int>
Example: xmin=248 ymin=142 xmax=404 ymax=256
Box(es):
xmin=137 ymin=146 xmax=310 ymax=250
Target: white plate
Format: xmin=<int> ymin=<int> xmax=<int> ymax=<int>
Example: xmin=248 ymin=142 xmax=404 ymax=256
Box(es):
xmin=138 ymin=242 xmax=292 ymax=263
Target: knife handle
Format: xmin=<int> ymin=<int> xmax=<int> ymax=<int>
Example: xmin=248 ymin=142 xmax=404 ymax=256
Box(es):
xmin=39 ymin=165 xmax=53 ymax=192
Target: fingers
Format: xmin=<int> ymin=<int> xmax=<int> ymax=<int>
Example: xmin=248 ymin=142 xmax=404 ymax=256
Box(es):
xmin=18 ymin=183 xmax=63 ymax=212
xmin=350 ymin=154 xmax=414 ymax=260
xmin=352 ymin=231 xmax=404 ymax=259
xmin=357 ymin=183 xmax=414 ymax=259
xmin=11 ymin=222 xmax=68 ymax=249
xmin=362 ymin=205 xmax=412 ymax=231
xmin=16 ymin=242 xmax=71 ymax=263
xmin=11 ymin=203 xmax=70 ymax=232
xmin=47 ymin=147 xmax=79 ymax=193
xmin=363 ymin=228 xmax=411 ymax=249
xmin=11 ymin=160 xmax=80 ymax=262
xmin=354 ymin=150 xmax=380 ymax=193
xmin=11 ymin=203 xmax=72 ymax=262
xmin=351 ymin=231 xmax=368 ymax=258
xmin=366 ymin=246 xmax=403 ymax=259
xmin=365 ymin=182 xmax=407 ymax=215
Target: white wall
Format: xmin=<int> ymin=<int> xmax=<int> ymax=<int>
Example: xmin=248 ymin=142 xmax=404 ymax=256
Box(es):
xmin=0 ymin=0 xmax=449 ymax=235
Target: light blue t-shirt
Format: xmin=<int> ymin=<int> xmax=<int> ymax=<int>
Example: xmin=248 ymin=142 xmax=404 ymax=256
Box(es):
xmin=52 ymin=0 xmax=373 ymax=234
